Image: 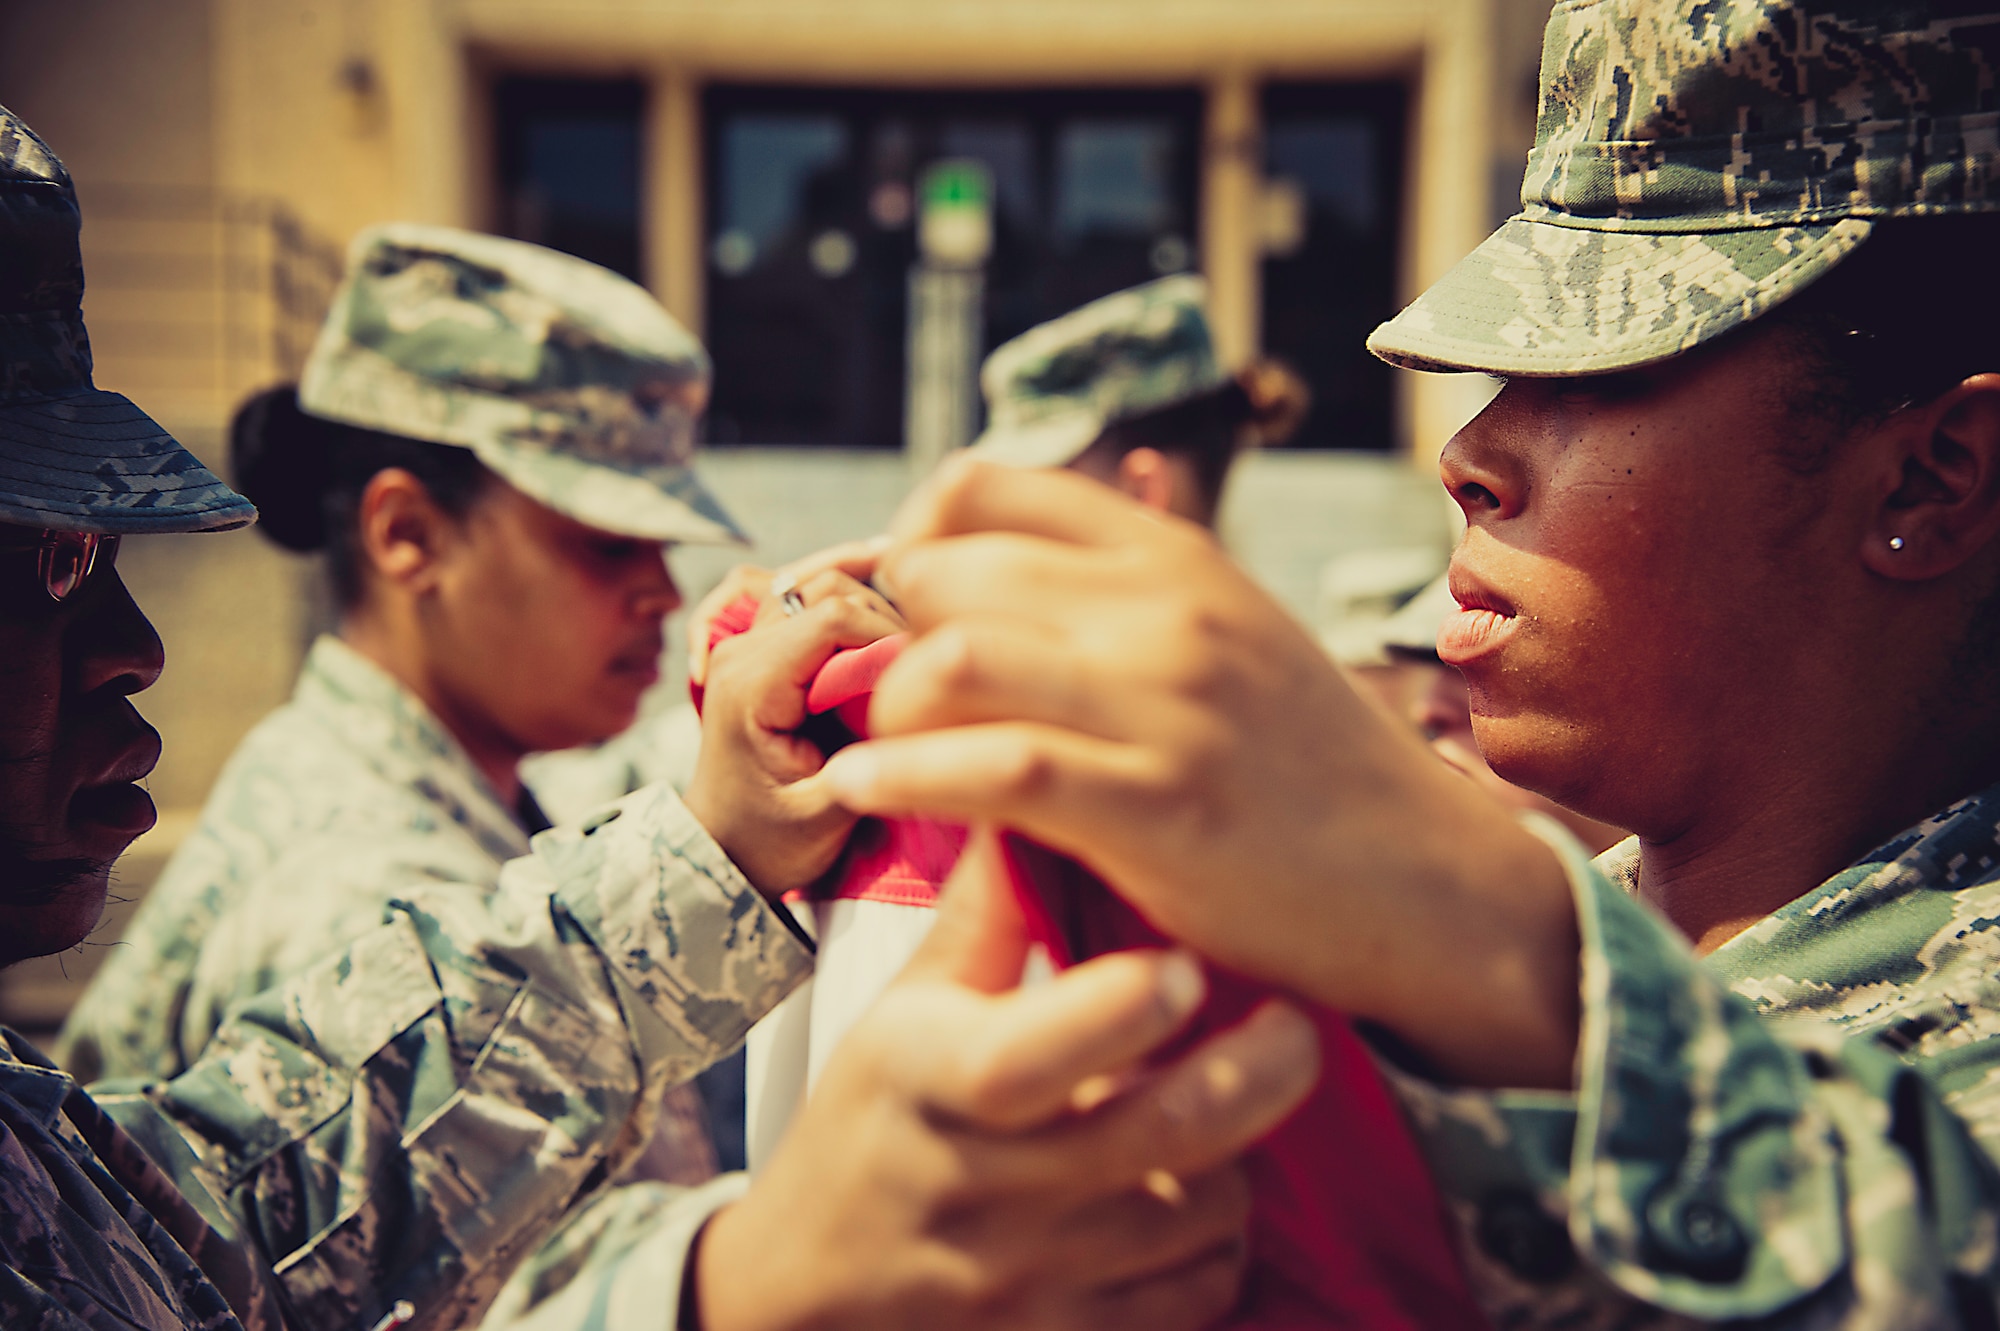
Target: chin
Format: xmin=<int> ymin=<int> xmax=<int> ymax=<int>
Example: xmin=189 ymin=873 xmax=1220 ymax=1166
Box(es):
xmin=0 ymin=863 xmax=112 ymax=967
xmin=1469 ymin=712 xmax=1611 ymax=818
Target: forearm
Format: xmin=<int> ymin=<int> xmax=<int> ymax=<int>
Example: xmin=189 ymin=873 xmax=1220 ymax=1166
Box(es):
xmin=1259 ymin=746 xmax=1584 ymax=1090
xmin=100 ymin=783 xmax=812 ymax=1331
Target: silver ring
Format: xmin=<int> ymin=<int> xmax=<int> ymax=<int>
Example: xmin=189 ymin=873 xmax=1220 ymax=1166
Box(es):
xmin=769 ymin=571 xmax=807 ymax=617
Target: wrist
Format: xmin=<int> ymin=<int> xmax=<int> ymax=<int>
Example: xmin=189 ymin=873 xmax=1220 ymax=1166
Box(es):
xmin=1397 ymin=818 xmax=1581 ymax=1089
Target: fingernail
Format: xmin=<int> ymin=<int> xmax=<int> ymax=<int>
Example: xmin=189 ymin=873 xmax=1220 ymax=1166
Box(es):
xmin=820 ymin=746 xmax=877 ymax=803
xmin=863 ymin=533 xmax=893 ymax=553
xmin=1157 ymin=950 xmax=1206 ymax=1022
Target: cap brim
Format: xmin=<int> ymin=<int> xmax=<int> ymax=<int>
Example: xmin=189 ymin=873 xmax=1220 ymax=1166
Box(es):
xmin=1367 ymin=216 xmax=1876 ymax=377
xmin=966 ymin=412 xmax=1105 ymax=470
xmin=474 ymin=438 xmax=748 ymax=545
xmin=0 ymin=389 xmax=255 ymax=534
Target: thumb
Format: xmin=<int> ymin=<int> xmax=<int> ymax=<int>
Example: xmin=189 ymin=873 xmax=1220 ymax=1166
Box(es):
xmin=897 ymin=824 xmax=1030 ymax=995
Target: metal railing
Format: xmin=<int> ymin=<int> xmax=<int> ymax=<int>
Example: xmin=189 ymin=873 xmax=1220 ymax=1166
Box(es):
xmin=76 ymin=185 xmax=344 ymax=433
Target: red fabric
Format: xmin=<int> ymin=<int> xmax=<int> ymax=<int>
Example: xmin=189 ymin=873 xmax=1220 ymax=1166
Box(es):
xmin=699 ymin=596 xmax=1488 ymax=1329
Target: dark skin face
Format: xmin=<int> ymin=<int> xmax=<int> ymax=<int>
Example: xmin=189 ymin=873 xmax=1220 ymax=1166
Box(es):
xmin=1440 ymin=321 xmax=2000 ymax=951
xmin=342 ymin=474 xmax=684 ymax=803
xmin=0 ymin=531 xmax=164 ymax=967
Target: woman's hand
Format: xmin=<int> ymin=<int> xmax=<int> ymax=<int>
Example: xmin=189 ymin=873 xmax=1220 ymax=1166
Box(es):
xmin=687 ymin=537 xmax=899 ymax=687
xmin=692 ymin=830 xmax=1319 ymax=1331
xmin=682 ymin=579 xmax=902 ymax=898
xmin=821 ymin=459 xmax=1582 ymax=1089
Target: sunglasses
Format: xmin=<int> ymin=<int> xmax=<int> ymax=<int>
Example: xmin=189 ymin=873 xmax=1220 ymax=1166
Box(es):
xmin=0 ymin=528 xmax=122 ymax=605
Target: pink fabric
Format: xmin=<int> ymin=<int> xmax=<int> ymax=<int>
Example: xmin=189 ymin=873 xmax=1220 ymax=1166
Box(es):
xmin=700 ymin=597 xmax=1488 ymax=1329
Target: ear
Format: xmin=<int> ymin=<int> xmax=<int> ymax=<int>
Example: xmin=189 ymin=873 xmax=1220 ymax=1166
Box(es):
xmin=356 ymin=468 xmax=458 ymax=596
xmin=1864 ymin=374 xmax=2000 ymax=581
xmin=1114 ymin=447 xmax=1179 ymax=514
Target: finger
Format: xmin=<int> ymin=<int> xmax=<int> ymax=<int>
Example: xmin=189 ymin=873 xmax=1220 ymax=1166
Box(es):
xmin=820 ymin=725 xmax=1169 ymax=869
xmin=755 ymin=569 xmax=906 ymax=631
xmin=714 ymin=595 xmax=908 ymax=731
xmin=1085 ymin=1238 xmax=1246 ymax=1331
xmin=867 ymin=615 xmax=1107 ymax=739
xmin=1048 ymin=1001 xmax=1320 ymax=1188
xmin=1055 ymin=1165 xmax=1251 ymax=1291
xmin=977 ymin=1000 xmax=1319 ymax=1198
xmin=895 ymin=825 xmax=1032 ymax=995
xmin=877 ymin=531 xmax=1125 ymax=633
xmin=890 ymin=454 xmax=1178 ymax=549
xmin=921 ymin=943 xmax=1207 ymax=1132
xmin=688 ymin=564 xmax=772 ymax=686
xmin=774 ymin=534 xmax=892 ymax=586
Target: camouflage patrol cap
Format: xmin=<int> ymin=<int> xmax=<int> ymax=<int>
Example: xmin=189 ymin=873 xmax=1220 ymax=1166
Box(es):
xmin=970 ymin=275 xmax=1227 ymax=468
xmin=300 ymin=224 xmax=745 ymax=544
xmin=0 ymin=106 xmax=254 ymax=534
xmin=1369 ymin=1 xmax=2000 ymax=378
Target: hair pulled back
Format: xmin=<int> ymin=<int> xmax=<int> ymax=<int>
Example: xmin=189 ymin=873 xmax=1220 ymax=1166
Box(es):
xmin=1776 ymin=214 xmax=2000 ymax=439
xmin=1079 ymin=358 xmax=1311 ymax=520
xmin=229 ymin=386 xmax=494 ymax=608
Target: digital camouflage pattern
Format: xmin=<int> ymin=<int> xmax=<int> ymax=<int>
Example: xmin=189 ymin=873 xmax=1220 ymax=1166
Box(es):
xmin=0 ymin=105 xmax=253 ymax=533
xmin=63 ymin=635 xmax=537 ymax=1083
xmin=2 ymin=779 xmax=812 ymax=1331
xmin=1369 ymin=0 xmax=2000 ymax=376
xmin=60 ymin=633 xmax=723 ymax=1184
xmin=1388 ymin=792 xmax=2000 ymax=1328
xmin=299 ymin=223 xmax=745 ymax=545
xmin=969 ymin=274 xmax=1227 ymax=468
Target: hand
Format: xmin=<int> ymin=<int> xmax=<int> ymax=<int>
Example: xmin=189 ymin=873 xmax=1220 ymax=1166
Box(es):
xmin=821 ymin=459 xmax=1581 ymax=1089
xmin=692 ymin=829 xmax=1320 ymax=1331
xmin=687 ymin=538 xmax=897 ymax=687
xmin=682 ymin=582 xmax=903 ymax=897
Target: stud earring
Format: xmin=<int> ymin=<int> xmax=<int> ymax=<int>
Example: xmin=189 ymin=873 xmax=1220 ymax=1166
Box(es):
xmin=1889 ymin=536 xmax=1907 ymax=551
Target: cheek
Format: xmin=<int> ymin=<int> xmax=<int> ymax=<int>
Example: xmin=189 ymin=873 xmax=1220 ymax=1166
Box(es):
xmin=0 ymin=632 xmax=65 ymax=828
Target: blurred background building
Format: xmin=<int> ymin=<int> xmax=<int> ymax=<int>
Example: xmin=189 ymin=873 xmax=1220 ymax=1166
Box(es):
xmin=0 ymin=0 xmax=1552 ymax=1025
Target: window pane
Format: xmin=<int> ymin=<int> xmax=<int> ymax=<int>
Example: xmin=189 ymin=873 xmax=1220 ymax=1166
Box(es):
xmin=1260 ymin=82 xmax=1409 ymax=451
xmin=495 ymin=78 xmax=645 ymax=282
xmin=714 ymin=115 xmax=851 ymax=273
xmin=1055 ymin=120 xmax=1181 ymax=242
xmin=703 ymin=87 xmax=1201 ymax=448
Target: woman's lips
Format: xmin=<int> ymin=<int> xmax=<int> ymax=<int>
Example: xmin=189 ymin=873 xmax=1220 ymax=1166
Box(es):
xmin=69 ymin=781 xmax=158 ymax=837
xmin=1437 ymin=573 xmax=1520 ymax=666
xmin=1436 ymin=607 xmax=1518 ymax=664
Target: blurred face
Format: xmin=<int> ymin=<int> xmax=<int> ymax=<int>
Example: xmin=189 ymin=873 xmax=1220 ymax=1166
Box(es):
xmin=424 ymin=484 xmax=683 ymax=755
xmin=1350 ymin=656 xmax=1626 ymax=856
xmin=0 ymin=527 xmax=164 ymax=965
xmin=1437 ymin=323 xmax=1863 ymax=839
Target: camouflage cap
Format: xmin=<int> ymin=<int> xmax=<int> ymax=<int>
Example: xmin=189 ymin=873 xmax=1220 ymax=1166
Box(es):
xmin=300 ymin=224 xmax=745 ymax=544
xmin=1369 ymin=1 xmax=2000 ymax=378
xmin=0 ymin=107 xmax=254 ymax=534
xmin=970 ymin=275 xmax=1227 ymax=468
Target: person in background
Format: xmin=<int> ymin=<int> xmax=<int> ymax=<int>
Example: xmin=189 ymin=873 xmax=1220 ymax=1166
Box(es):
xmin=1343 ymin=574 xmax=1626 ymax=856
xmin=57 ymin=224 xmax=785 ymax=1182
xmin=0 ymin=104 xmax=1315 ymax=1331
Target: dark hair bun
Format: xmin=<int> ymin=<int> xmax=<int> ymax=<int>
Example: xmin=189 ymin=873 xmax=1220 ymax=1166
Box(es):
xmin=1237 ymin=359 xmax=1311 ymax=447
xmin=229 ymin=385 xmax=336 ymax=552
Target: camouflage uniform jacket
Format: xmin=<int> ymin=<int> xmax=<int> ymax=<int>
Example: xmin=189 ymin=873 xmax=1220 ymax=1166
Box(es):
xmin=63 ymin=635 xmax=661 ymax=1083
xmin=0 ymin=774 xmax=810 ymax=1330
xmin=1393 ymin=791 xmax=2000 ymax=1328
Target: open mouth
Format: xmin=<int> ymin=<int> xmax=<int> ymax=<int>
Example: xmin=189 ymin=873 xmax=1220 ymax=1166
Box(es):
xmin=1438 ymin=575 xmax=1519 ymax=666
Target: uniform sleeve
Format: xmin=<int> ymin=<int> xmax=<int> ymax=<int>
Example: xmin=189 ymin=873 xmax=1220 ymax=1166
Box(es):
xmin=478 ymin=1173 xmax=749 ymax=1331
xmin=1381 ymin=820 xmax=2000 ymax=1330
xmin=89 ymin=782 xmax=812 ymax=1331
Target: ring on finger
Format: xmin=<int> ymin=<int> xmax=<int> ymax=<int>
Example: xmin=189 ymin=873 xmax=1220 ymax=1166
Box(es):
xmin=769 ymin=571 xmax=808 ymax=618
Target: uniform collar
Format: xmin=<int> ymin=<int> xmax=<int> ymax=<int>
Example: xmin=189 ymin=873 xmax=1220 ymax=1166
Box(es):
xmin=0 ymin=1028 xmax=76 ymax=1128
xmin=292 ymin=635 xmax=530 ymax=858
xmin=1699 ymin=782 xmax=2000 ymax=994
